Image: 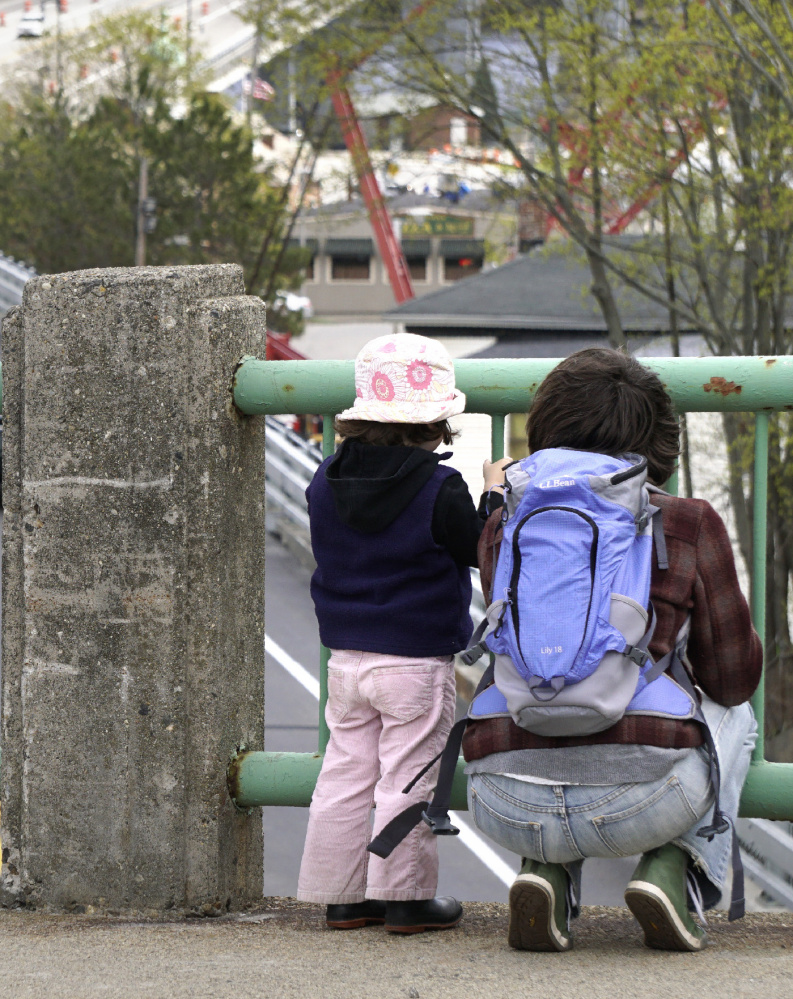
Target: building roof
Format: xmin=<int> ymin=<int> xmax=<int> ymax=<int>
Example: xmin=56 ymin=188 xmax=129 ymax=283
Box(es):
xmin=301 ymin=188 xmax=515 ymax=221
xmin=386 ymin=241 xmax=696 ymax=335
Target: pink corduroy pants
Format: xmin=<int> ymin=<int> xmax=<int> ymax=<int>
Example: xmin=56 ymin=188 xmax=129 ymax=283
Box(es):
xmin=297 ymin=649 xmax=456 ymax=903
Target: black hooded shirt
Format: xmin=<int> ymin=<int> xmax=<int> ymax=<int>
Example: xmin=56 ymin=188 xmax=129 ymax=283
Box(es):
xmin=321 ymin=437 xmax=489 ymax=566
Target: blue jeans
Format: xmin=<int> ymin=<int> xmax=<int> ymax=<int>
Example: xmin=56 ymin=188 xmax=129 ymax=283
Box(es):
xmin=468 ymin=697 xmax=757 ymax=909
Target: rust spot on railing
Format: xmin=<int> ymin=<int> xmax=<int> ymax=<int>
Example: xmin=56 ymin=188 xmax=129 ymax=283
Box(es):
xmin=282 ymin=384 xmax=295 ymax=392
xmin=765 ymin=358 xmax=777 ymax=367
xmin=703 ymin=377 xmax=742 ymax=396
xmin=227 ymin=744 xmax=252 ymax=813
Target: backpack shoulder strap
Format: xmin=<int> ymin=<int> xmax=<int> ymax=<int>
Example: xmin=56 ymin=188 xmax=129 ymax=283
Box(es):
xmin=650 ymin=504 xmax=669 ymax=570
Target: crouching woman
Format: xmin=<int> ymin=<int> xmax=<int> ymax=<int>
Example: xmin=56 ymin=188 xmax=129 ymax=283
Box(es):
xmin=465 ymin=348 xmax=761 ymax=952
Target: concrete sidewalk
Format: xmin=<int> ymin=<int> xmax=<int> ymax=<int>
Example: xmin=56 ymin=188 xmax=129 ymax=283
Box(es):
xmin=0 ymin=900 xmax=791 ymax=999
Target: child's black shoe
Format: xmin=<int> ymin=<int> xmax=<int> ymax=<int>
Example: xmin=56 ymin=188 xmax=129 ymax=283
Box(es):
xmin=325 ymin=899 xmax=386 ymax=929
xmin=385 ymin=897 xmax=463 ymax=934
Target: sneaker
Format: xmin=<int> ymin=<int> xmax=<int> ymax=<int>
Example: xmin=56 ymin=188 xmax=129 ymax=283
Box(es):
xmin=384 ymin=896 xmax=463 ymax=934
xmin=508 ymin=859 xmax=572 ymax=952
xmin=326 ymin=899 xmax=386 ymax=929
xmin=624 ymin=844 xmax=706 ymax=952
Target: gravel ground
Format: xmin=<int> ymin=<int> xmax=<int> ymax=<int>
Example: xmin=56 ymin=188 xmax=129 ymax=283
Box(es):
xmin=0 ymin=901 xmax=791 ymax=999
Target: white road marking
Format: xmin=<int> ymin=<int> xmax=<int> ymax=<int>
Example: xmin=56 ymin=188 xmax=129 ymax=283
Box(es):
xmin=265 ymin=634 xmax=320 ymax=700
xmin=451 ymin=813 xmax=514 ymax=887
xmin=264 ymin=634 xmax=514 ymax=889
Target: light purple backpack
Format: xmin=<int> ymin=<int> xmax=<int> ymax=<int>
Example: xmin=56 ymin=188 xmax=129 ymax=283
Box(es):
xmin=465 ymin=448 xmax=695 ymax=735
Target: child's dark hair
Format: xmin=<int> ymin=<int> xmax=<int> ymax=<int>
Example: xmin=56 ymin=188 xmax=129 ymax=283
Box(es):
xmin=527 ymin=348 xmax=680 ymax=485
xmin=335 ymin=418 xmax=459 ymax=448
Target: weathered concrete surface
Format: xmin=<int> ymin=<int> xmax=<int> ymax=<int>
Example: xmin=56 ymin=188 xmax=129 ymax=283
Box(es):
xmin=1 ymin=265 xmax=265 ymax=912
xmin=0 ymin=902 xmax=791 ymax=998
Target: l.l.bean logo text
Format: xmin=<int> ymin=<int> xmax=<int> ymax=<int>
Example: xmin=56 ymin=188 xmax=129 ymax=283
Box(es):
xmin=537 ymin=478 xmax=575 ymax=489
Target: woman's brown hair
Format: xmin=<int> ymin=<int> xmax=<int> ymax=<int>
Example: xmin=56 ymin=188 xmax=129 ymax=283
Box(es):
xmin=527 ymin=348 xmax=680 ymax=485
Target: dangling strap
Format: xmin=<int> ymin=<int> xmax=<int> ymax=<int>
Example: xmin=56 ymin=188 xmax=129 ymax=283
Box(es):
xmin=418 ymin=717 xmax=468 ymax=835
xmin=667 ymin=653 xmax=744 ymax=921
xmin=459 ymin=599 xmax=508 ymax=667
xmin=367 ymin=718 xmax=466 ymax=857
xmin=727 ymin=819 xmax=746 ymax=922
xmin=365 ymin=801 xmax=429 ymax=859
xmin=367 ymin=660 xmax=496 ymax=860
xmin=459 ymin=617 xmax=491 ymax=667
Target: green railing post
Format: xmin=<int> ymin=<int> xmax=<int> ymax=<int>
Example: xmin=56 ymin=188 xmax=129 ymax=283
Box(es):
xmin=751 ymin=412 xmax=769 ymax=762
xmin=490 ymin=414 xmax=505 ymax=461
xmin=317 ymin=414 xmax=336 ymax=754
xmin=321 ymin=415 xmax=336 ymax=460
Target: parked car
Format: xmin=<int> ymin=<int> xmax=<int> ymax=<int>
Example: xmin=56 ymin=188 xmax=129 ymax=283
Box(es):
xmin=17 ymin=11 xmax=46 ymax=38
xmin=274 ymin=290 xmax=314 ymax=318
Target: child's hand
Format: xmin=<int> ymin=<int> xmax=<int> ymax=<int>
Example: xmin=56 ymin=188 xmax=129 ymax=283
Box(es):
xmin=483 ymin=457 xmax=511 ymax=491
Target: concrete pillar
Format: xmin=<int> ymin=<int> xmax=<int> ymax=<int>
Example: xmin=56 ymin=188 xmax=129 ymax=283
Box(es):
xmin=1 ymin=264 xmax=265 ymax=913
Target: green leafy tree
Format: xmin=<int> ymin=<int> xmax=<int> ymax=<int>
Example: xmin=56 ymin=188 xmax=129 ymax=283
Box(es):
xmin=0 ymin=11 xmax=312 ymax=319
xmin=0 ymin=97 xmax=136 ymax=272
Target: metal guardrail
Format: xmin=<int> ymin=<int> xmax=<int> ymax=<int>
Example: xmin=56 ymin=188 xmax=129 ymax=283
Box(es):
xmin=0 ymin=252 xmax=34 ymax=316
xmin=738 ymin=819 xmax=793 ymax=908
xmin=264 ymin=416 xmax=321 ymax=535
xmin=229 ymin=354 xmax=793 ymax=831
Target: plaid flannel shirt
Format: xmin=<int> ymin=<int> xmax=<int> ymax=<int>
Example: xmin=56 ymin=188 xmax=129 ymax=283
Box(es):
xmin=462 ymin=492 xmax=763 ymax=761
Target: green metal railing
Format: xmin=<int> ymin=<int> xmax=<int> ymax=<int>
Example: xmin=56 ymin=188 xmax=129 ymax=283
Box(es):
xmin=228 ymin=355 xmax=793 ymax=819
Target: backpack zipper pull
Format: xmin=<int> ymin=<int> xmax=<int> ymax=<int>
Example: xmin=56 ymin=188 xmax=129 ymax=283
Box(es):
xmin=493 ymin=589 xmax=511 ymax=638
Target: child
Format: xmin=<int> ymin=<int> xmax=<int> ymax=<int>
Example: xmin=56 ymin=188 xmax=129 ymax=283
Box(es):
xmin=297 ymin=333 xmax=506 ymax=933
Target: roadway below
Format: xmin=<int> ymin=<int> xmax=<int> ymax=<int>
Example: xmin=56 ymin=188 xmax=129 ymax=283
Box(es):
xmin=0 ymin=0 xmax=253 ymax=78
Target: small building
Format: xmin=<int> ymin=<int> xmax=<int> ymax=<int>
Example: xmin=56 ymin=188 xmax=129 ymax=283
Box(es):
xmin=385 ymin=240 xmax=700 ymax=355
xmin=292 ymin=191 xmax=524 ymax=316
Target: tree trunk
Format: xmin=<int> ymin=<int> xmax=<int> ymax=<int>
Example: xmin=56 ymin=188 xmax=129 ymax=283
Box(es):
xmin=585 ymin=246 xmax=625 ymax=349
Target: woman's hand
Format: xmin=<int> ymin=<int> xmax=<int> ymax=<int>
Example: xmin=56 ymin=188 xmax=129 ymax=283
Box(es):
xmin=483 ymin=457 xmax=511 ymax=491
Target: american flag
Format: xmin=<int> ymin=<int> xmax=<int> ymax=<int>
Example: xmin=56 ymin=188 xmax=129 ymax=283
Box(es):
xmin=252 ymin=78 xmax=275 ymax=101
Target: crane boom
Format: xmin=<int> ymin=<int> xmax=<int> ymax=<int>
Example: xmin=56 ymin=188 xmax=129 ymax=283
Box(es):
xmin=327 ymin=74 xmax=415 ymax=304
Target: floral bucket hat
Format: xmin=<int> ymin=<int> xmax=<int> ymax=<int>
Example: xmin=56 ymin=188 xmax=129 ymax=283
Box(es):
xmin=336 ymin=333 xmax=466 ymax=424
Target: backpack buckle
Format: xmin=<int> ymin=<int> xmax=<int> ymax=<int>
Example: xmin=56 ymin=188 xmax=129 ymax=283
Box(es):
xmin=625 ymin=645 xmax=650 ymax=667
xmin=421 ymin=810 xmax=460 ymax=836
xmin=460 ymin=643 xmax=486 ymax=667
xmin=696 ymin=813 xmax=730 ymax=839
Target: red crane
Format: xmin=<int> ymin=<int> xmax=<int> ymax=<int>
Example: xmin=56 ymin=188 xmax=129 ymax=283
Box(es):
xmin=327 ymin=72 xmax=415 ymax=304
xmin=321 ymin=4 xmax=439 ymax=306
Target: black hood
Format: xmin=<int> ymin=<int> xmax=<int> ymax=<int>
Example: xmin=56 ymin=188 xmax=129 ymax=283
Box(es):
xmin=325 ymin=438 xmax=450 ymax=533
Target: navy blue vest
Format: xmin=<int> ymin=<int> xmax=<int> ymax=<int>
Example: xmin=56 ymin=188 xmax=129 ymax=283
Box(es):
xmin=307 ymin=458 xmax=473 ymax=657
